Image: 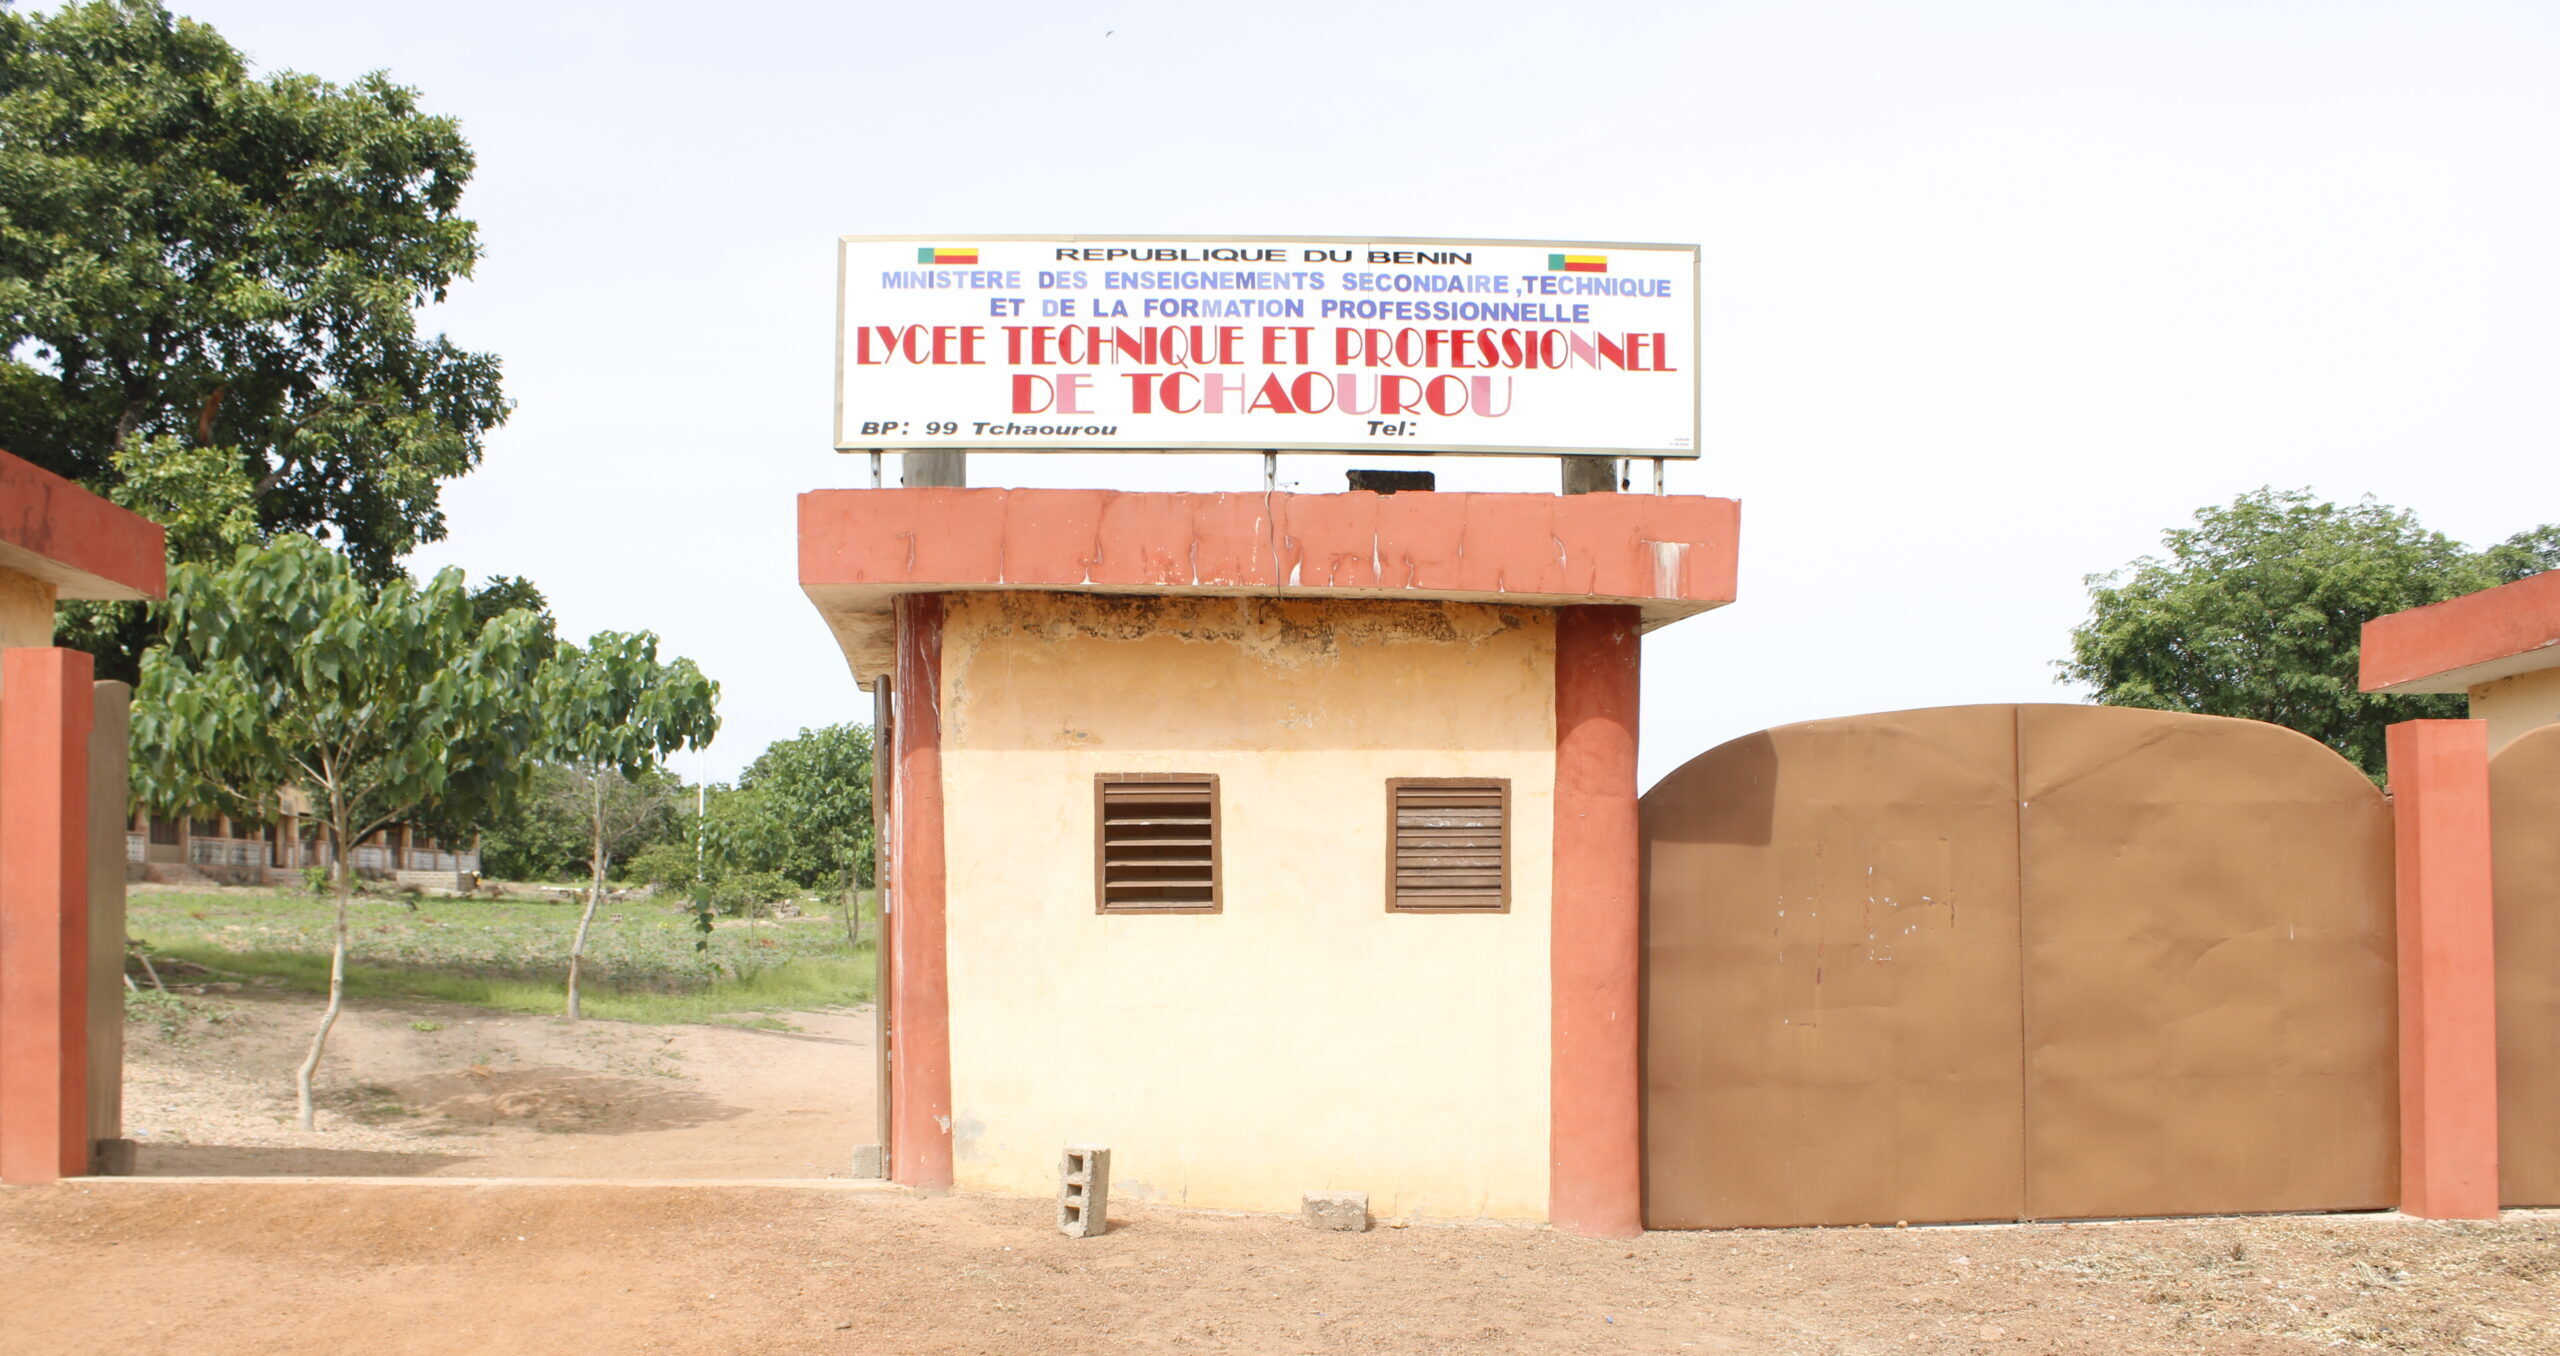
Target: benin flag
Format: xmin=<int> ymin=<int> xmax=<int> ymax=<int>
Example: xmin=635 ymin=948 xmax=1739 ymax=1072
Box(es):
xmin=918 ymin=247 xmax=979 ymax=265
xmin=1548 ymin=253 xmax=1607 ymax=273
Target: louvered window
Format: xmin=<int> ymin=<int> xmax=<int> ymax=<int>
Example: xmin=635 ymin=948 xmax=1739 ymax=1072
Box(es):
xmin=1095 ymin=774 xmax=1221 ymax=914
xmin=1387 ymin=779 xmax=1510 ymax=912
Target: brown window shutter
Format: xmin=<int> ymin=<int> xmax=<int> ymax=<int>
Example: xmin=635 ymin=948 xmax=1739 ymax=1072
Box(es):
xmin=1095 ymin=774 xmax=1221 ymax=914
xmin=1387 ymin=779 xmax=1510 ymax=912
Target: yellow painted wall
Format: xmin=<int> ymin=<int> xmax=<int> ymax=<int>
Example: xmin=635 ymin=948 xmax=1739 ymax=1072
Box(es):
xmin=938 ymin=592 xmax=1555 ymax=1221
xmin=2474 ymin=667 xmax=2560 ymax=754
xmin=0 ymin=567 xmax=57 ymax=653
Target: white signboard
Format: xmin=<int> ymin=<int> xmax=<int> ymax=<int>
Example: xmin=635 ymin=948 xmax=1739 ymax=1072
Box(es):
xmin=835 ymin=236 xmax=1699 ymax=458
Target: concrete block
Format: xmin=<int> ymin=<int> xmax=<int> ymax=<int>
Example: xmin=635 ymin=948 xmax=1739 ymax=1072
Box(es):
xmin=849 ymin=1143 xmax=885 ymax=1179
xmin=1347 ymin=469 xmax=1435 ymax=495
xmin=1058 ymin=1145 xmax=1110 ymax=1238
xmin=1303 ymin=1191 xmax=1370 ymax=1232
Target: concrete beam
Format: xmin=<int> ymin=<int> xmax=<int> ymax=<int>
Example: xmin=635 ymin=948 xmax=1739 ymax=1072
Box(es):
xmin=799 ymin=488 xmax=1741 ymax=684
xmin=0 ymin=452 xmax=166 ymax=602
xmin=2361 ymin=571 xmax=2560 ymax=695
xmin=2387 ymin=719 xmax=2501 ymax=1220
xmin=0 ymin=649 xmax=95 ymax=1184
xmin=1550 ymin=605 xmax=1643 ymax=1237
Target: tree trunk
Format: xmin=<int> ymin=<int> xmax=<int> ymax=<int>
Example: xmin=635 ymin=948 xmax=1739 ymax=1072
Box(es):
xmin=296 ymin=826 xmax=351 ymax=1131
xmin=842 ymin=874 xmax=861 ymax=948
xmin=566 ymin=775 xmax=607 ymax=1020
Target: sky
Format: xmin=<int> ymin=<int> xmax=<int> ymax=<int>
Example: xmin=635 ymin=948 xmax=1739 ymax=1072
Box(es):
xmin=105 ymin=0 xmax=2560 ymax=787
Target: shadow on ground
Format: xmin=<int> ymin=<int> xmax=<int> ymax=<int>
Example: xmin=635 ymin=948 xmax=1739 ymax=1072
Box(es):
xmin=385 ymin=1065 xmax=744 ymax=1137
xmin=131 ymin=1145 xmax=477 ymax=1177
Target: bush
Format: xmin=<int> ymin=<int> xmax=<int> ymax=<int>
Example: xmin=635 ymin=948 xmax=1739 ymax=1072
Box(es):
xmin=624 ymin=838 xmax=701 ymax=893
xmin=708 ymin=870 xmax=800 ymax=919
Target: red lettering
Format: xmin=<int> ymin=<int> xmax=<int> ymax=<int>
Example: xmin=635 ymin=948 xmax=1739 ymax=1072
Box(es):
xmin=1011 ymin=374 xmax=1053 ymax=413
xmin=1248 ymin=374 xmax=1300 ymax=415
xmin=1111 ymin=327 xmax=1154 ymax=365
xmin=1288 ymin=372 xmax=1333 ymax=414
xmin=1335 ymin=372 xmax=1377 ymax=415
xmin=1425 ymin=375 xmax=1467 ymax=416
xmin=1203 ymin=372 xmax=1247 ymax=413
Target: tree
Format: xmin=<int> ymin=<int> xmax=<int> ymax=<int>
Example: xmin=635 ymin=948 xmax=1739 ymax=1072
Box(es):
xmin=736 ymin=724 xmax=876 ymax=945
xmin=2063 ymin=488 xmax=2558 ymax=780
xmin=131 ymin=537 xmax=541 ymax=1128
xmin=0 ymin=1 xmax=506 ymax=595
xmin=51 ymin=437 xmax=265 ymax=681
xmin=473 ymin=762 xmax=590 ymax=882
xmin=469 ymin=575 xmax=559 ymax=664
xmin=2484 ymin=526 xmax=2560 ymax=585
xmin=534 ymin=632 xmax=720 ymax=1020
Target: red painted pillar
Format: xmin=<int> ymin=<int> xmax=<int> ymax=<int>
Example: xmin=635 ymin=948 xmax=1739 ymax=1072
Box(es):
xmin=0 ymin=648 xmax=95 ymax=1184
xmin=1552 ymin=605 xmax=1643 ymax=1237
xmin=2387 ymin=719 xmax=2500 ymax=1220
xmin=889 ymin=593 xmax=954 ymax=1190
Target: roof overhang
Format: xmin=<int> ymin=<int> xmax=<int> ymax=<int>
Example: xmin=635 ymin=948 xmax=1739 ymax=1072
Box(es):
xmin=800 ymin=488 xmax=1741 ymax=683
xmin=0 ymin=451 xmax=167 ymax=601
xmin=2360 ymin=570 xmax=2560 ymax=694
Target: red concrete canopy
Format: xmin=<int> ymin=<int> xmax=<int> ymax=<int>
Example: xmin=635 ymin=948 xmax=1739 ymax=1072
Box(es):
xmin=0 ymin=451 xmax=166 ymax=601
xmin=800 ymin=488 xmax=1740 ymax=680
xmin=2361 ymin=571 xmax=2560 ymax=695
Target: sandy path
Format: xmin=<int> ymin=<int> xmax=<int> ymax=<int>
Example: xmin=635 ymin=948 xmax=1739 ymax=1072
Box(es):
xmin=4 ymin=1182 xmax=2557 ymax=1355
xmin=121 ymin=988 xmax=876 ymax=1178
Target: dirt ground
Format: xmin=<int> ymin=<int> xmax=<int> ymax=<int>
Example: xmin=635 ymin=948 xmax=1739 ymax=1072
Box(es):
xmin=56 ymin=989 xmax=2560 ymax=1353
xmin=120 ymin=987 xmax=875 ymax=1178
xmin=3 ymin=1181 xmax=2556 ymax=1355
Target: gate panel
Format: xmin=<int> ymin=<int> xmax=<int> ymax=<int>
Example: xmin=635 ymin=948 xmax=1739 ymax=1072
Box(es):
xmin=2495 ymin=723 xmax=2560 ymax=1206
xmin=2016 ymin=707 xmax=2397 ymax=1219
xmin=1642 ymin=706 xmax=2025 ymax=1228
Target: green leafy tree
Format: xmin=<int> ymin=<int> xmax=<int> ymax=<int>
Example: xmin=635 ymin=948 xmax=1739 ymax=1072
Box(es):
xmin=51 ymin=437 xmax=265 ymax=680
xmin=2063 ymin=488 xmax=2557 ymax=780
xmin=468 ymin=575 xmax=560 ymax=664
xmin=130 ymin=537 xmax=541 ymax=1128
xmin=622 ymin=781 xmax=822 ymax=953
xmin=2484 ymin=526 xmax=2560 ymax=584
xmin=535 ymin=632 xmax=720 ymax=1019
xmin=737 ymin=724 xmax=876 ymax=944
xmin=475 ymin=762 xmax=590 ymax=882
xmin=0 ymin=1 xmax=505 ymax=597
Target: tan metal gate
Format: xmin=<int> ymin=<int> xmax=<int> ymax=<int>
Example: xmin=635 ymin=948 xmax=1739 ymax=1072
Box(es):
xmin=2495 ymin=723 xmax=2560 ymax=1207
xmin=1642 ymin=704 xmax=2397 ymax=1229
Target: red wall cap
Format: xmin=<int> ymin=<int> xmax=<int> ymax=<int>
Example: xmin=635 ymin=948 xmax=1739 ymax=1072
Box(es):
xmin=2361 ymin=571 xmax=2560 ymax=694
xmin=0 ymin=451 xmax=166 ymax=601
xmin=799 ymin=488 xmax=1740 ymax=680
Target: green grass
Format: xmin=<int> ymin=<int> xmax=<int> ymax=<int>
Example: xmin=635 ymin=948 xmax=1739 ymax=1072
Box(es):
xmin=123 ymin=985 xmax=230 ymax=1041
xmin=128 ymin=887 xmax=876 ymax=1025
